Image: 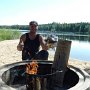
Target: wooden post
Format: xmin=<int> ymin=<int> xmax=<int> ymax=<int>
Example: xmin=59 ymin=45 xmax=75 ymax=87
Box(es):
xmin=51 ymin=39 xmax=72 ymax=87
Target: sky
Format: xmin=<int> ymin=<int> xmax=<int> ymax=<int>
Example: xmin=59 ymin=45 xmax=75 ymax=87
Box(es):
xmin=0 ymin=0 xmax=90 ymax=25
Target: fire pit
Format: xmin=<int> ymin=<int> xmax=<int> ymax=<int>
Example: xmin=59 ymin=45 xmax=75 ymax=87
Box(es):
xmin=0 ymin=60 xmax=90 ymax=90
xmin=25 ymin=60 xmax=64 ymax=90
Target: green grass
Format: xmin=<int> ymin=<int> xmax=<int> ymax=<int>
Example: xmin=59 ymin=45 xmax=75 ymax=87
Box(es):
xmin=0 ymin=29 xmax=21 ymax=41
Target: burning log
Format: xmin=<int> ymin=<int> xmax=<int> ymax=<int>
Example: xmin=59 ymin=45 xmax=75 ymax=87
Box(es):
xmin=52 ymin=39 xmax=72 ymax=87
xmin=26 ymin=60 xmax=38 ymax=74
xmin=26 ymin=60 xmax=41 ymax=90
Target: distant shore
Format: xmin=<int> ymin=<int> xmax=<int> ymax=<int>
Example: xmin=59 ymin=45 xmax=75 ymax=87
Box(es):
xmin=0 ymin=39 xmax=90 ymax=75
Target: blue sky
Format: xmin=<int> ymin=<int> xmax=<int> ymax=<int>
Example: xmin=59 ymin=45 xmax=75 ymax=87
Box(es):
xmin=0 ymin=0 xmax=90 ymax=25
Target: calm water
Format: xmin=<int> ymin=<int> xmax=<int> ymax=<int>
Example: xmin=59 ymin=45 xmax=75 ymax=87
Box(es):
xmin=20 ymin=30 xmax=90 ymax=61
xmin=70 ymin=40 xmax=90 ymax=61
xmin=58 ymin=35 xmax=90 ymax=61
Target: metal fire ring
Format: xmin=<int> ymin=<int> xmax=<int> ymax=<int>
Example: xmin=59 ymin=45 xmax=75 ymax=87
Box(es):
xmin=0 ymin=60 xmax=90 ymax=90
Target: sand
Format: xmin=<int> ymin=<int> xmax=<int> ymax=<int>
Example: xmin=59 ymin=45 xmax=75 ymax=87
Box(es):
xmin=0 ymin=39 xmax=90 ymax=75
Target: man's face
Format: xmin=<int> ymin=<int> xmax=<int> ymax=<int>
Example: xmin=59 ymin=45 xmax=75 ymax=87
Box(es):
xmin=29 ymin=24 xmax=38 ymax=33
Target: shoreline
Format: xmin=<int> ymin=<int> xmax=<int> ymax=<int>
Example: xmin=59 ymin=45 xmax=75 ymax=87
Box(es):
xmin=0 ymin=39 xmax=90 ymax=75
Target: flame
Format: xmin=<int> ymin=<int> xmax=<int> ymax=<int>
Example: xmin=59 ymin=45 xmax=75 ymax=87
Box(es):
xmin=26 ymin=60 xmax=38 ymax=74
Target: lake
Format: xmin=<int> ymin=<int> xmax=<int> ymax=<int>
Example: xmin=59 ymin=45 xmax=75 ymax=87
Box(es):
xmin=57 ymin=34 xmax=90 ymax=61
xmin=19 ymin=30 xmax=90 ymax=62
xmin=70 ymin=40 xmax=90 ymax=61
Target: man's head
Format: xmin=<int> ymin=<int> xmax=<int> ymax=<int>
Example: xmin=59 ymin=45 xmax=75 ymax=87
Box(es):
xmin=29 ymin=21 xmax=38 ymax=26
xmin=29 ymin=21 xmax=38 ymax=33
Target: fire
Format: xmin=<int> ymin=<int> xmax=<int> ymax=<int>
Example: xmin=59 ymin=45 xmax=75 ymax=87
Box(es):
xmin=26 ymin=60 xmax=38 ymax=74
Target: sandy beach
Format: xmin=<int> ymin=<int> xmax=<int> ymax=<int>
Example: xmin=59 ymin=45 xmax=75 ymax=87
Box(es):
xmin=0 ymin=39 xmax=90 ymax=75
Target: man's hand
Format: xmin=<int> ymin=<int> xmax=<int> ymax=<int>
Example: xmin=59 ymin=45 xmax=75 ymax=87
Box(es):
xmin=17 ymin=39 xmax=24 ymax=51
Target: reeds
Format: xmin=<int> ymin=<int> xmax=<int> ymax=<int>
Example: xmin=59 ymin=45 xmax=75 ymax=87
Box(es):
xmin=0 ymin=29 xmax=21 ymax=41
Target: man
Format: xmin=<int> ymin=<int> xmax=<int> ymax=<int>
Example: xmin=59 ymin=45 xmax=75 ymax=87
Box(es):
xmin=17 ymin=21 xmax=49 ymax=60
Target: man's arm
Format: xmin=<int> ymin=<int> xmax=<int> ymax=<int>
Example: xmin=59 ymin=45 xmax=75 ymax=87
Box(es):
xmin=39 ymin=35 xmax=48 ymax=50
xmin=17 ymin=34 xmax=26 ymax=51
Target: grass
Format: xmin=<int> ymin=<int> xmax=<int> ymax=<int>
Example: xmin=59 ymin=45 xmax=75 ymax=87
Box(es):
xmin=0 ymin=29 xmax=21 ymax=41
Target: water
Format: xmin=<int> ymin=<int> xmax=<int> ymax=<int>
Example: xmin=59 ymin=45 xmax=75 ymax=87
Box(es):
xmin=70 ymin=40 xmax=90 ymax=61
xmin=57 ymin=35 xmax=90 ymax=61
xmin=19 ymin=30 xmax=90 ymax=62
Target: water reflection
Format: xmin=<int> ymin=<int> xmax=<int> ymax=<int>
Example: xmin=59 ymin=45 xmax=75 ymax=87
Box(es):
xmin=70 ymin=40 xmax=90 ymax=61
xmin=58 ymin=35 xmax=90 ymax=42
xmin=49 ymin=35 xmax=90 ymax=61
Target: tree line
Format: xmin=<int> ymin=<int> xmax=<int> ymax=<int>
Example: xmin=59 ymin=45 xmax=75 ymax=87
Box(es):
xmin=0 ymin=22 xmax=90 ymax=35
